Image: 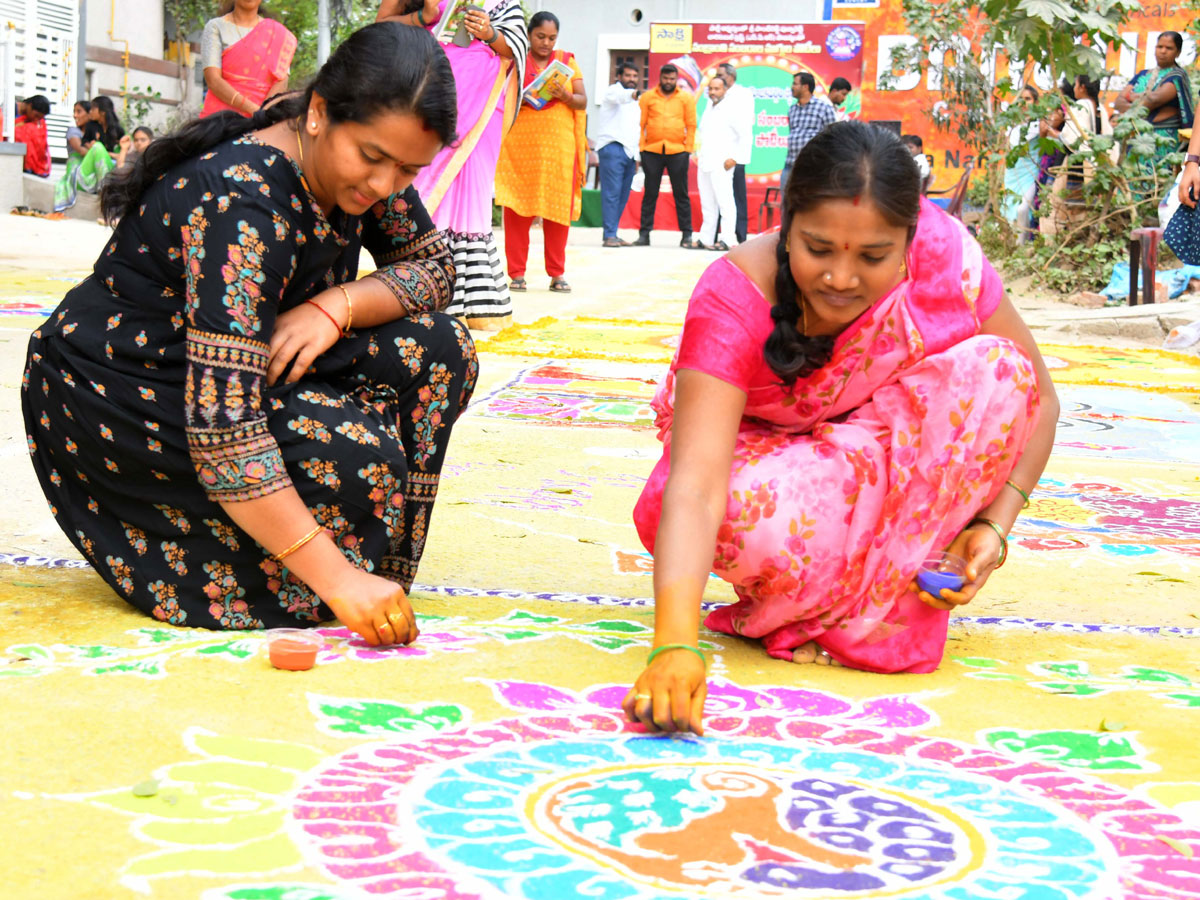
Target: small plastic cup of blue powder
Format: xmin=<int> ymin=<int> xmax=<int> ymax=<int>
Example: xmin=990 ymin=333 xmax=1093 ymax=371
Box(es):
xmin=916 ymin=551 xmax=967 ymax=596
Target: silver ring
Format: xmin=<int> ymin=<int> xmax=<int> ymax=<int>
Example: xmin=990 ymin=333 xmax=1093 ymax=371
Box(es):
xmin=635 ymin=693 xmax=651 ymax=700
xmin=818 ymin=648 xmax=832 ymax=659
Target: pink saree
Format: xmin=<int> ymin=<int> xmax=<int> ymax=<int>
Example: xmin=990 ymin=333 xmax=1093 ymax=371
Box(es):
xmin=200 ymin=19 xmax=297 ymax=118
xmin=413 ymin=0 xmax=527 ymax=232
xmin=632 ymin=200 xmax=1042 ymax=674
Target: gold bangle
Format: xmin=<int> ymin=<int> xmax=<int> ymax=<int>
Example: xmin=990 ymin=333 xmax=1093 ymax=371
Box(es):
xmin=231 ymin=91 xmax=242 ymax=108
xmin=273 ymin=524 xmax=324 ymax=562
xmin=1004 ymin=479 xmax=1031 ymax=508
xmin=337 ymin=283 xmax=353 ymax=335
xmin=969 ymin=517 xmax=1008 ymax=568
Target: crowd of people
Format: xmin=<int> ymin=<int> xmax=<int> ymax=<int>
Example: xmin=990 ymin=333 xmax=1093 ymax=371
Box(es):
xmin=1002 ymin=30 xmax=1193 ymax=237
xmin=19 ymin=11 xmax=1061 ymax=737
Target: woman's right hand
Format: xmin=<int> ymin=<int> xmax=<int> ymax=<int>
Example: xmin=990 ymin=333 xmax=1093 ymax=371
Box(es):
xmin=1180 ymin=164 xmax=1200 ymax=208
xmin=622 ymin=649 xmax=707 ymax=735
xmin=321 ymin=567 xmax=419 ymax=647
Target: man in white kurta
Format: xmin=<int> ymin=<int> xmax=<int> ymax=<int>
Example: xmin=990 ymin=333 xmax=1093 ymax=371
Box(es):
xmin=717 ymin=62 xmax=755 ymax=243
xmin=695 ymin=76 xmax=742 ymax=250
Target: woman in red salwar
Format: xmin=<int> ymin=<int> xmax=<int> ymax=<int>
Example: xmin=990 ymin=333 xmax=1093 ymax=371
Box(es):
xmin=624 ymin=122 xmax=1059 ymax=734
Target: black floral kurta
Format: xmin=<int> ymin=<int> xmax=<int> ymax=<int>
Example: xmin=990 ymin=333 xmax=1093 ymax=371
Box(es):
xmin=23 ymin=136 xmax=478 ymax=629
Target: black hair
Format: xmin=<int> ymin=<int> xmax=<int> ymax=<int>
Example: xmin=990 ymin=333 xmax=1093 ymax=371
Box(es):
xmin=830 ymin=77 xmax=852 ymax=92
xmin=1074 ymin=74 xmax=1100 ymax=104
xmin=102 ymin=22 xmax=456 ymax=224
xmin=1162 ymin=30 xmax=1184 ymax=53
xmin=528 ymin=11 xmax=559 ymax=32
xmin=765 ymin=122 xmax=921 ymax=386
xmin=89 ymin=96 xmax=125 ymax=150
xmin=901 ymin=133 xmax=923 ymax=151
xmin=132 ymin=125 xmax=155 ymax=141
xmin=718 ymin=62 xmax=736 ymax=77
xmin=709 ymin=75 xmax=728 ymax=88
xmin=796 ymin=71 xmax=815 ymax=91
xmin=660 ymin=63 xmax=678 ymax=76
xmin=74 ymin=98 xmax=91 ymax=113
xmin=619 ymin=63 xmax=639 ymax=75
xmin=24 ymin=95 xmax=51 ymax=115
xmin=1020 ymin=84 xmax=1040 ymax=102
xmin=217 ymin=0 xmax=275 ymax=18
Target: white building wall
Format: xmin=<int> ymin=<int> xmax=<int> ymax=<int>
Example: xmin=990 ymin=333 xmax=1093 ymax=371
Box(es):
xmin=83 ymin=0 xmax=193 ymax=138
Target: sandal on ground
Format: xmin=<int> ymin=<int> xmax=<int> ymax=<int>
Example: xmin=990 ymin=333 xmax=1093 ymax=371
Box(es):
xmin=549 ymin=277 xmax=572 ymax=293
xmin=509 ymin=277 xmax=527 ymax=292
xmin=707 ymin=240 xmax=730 ymax=251
xmin=680 ymin=237 xmax=704 ymax=249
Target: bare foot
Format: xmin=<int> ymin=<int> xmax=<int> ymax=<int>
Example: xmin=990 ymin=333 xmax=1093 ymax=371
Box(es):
xmin=791 ymin=641 xmax=841 ymax=666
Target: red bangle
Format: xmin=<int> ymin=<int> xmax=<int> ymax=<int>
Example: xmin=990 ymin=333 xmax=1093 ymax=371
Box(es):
xmin=304 ymin=299 xmax=342 ymax=339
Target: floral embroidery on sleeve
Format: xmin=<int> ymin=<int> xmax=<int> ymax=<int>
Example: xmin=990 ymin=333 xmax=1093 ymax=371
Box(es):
xmin=361 ymin=186 xmax=454 ymax=315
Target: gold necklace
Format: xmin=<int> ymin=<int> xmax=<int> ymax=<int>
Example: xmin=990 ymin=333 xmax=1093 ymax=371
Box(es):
xmin=800 ymin=295 xmax=809 ymax=336
xmin=295 ymin=118 xmax=304 ymax=163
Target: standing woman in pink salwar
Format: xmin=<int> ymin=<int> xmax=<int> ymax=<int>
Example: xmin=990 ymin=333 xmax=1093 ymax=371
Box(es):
xmin=200 ymin=0 xmax=297 ymax=118
xmin=377 ymin=0 xmax=528 ymax=331
xmin=624 ymin=122 xmax=1059 ymax=735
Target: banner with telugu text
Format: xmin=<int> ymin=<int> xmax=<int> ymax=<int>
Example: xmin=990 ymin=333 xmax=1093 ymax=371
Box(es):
xmin=647 ymin=21 xmax=867 ymax=191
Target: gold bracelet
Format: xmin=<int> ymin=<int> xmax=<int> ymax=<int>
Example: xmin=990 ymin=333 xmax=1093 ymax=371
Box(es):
xmin=231 ymin=91 xmax=242 ymax=108
xmin=273 ymin=524 xmax=324 ymax=562
xmin=969 ymin=517 xmax=1008 ymax=568
xmin=1004 ymin=479 xmax=1030 ymax=508
xmin=337 ymin=283 xmax=353 ymax=335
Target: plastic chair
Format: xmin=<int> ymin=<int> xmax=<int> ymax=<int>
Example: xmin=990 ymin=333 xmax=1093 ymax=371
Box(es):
xmin=926 ymin=158 xmax=974 ymax=220
xmin=1128 ymin=226 xmax=1164 ymax=306
xmin=758 ymin=186 xmax=781 ymax=232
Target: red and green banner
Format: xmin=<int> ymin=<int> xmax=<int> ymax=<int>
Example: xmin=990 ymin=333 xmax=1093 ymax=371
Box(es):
xmin=647 ymin=21 xmax=867 ymax=189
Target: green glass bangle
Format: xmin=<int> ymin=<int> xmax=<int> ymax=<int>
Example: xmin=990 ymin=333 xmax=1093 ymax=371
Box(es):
xmin=969 ymin=516 xmax=1008 ymax=567
xmin=1004 ymin=479 xmax=1031 ymax=508
xmin=647 ymin=643 xmax=706 ymax=668
xmin=415 ymin=7 xmax=426 ymax=26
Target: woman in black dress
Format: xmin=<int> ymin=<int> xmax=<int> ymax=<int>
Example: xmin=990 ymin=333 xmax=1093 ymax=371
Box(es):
xmin=23 ymin=22 xmax=473 ymax=648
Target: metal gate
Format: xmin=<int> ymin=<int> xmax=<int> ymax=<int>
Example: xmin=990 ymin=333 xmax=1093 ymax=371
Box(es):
xmin=1 ymin=0 xmax=79 ymax=160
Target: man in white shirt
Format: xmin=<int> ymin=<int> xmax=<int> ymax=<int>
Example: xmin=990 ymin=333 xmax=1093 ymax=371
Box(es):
xmin=694 ymin=75 xmax=741 ymax=250
xmin=594 ymin=63 xmax=642 ymax=247
xmin=717 ymin=62 xmax=754 ymax=243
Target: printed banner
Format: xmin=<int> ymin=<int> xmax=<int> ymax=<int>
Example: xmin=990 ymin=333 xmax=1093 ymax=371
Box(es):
xmin=647 ymin=21 xmax=867 ymax=189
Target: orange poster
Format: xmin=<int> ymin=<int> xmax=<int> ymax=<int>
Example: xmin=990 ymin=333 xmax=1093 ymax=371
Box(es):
xmin=834 ymin=0 xmax=1198 ymax=191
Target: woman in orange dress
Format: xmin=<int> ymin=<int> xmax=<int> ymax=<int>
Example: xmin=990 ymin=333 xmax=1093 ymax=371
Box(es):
xmin=494 ymin=11 xmax=587 ymax=294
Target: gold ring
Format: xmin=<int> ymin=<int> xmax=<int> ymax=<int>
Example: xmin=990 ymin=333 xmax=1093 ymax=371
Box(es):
xmin=378 ymin=621 xmax=393 ymax=632
xmin=635 ymin=693 xmax=651 ymax=700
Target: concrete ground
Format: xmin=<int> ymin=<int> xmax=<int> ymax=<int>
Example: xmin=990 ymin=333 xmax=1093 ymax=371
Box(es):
xmin=2 ymin=212 xmax=1200 ymax=899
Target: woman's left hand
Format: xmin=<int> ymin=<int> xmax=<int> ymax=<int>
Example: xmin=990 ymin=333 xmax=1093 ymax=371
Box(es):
xmin=911 ymin=522 xmax=1005 ymax=611
xmin=464 ymin=6 xmax=493 ymax=42
xmin=267 ymin=291 xmax=344 ymax=386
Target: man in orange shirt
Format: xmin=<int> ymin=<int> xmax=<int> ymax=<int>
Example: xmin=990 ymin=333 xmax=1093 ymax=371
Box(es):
xmin=634 ymin=64 xmax=700 ymax=248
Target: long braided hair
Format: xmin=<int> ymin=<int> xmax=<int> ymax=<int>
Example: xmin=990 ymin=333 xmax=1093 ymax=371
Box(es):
xmin=765 ymin=121 xmax=921 ymax=386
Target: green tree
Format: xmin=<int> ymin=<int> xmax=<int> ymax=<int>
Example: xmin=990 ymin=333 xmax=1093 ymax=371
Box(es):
xmin=883 ymin=0 xmax=1160 ymax=295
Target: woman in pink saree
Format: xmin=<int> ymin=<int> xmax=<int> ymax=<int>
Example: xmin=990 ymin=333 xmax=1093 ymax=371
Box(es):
xmin=200 ymin=0 xmax=297 ymax=118
xmin=624 ymin=122 xmax=1059 ymax=734
xmin=377 ymin=0 xmax=529 ymax=330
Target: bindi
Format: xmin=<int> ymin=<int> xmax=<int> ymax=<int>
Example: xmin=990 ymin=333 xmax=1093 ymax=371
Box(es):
xmin=851 ymin=195 xmax=860 ymax=206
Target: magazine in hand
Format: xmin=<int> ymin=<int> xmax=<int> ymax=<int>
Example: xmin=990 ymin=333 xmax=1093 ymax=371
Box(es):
xmin=522 ymin=60 xmax=574 ymax=110
xmin=432 ymin=1 xmax=476 ymax=46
